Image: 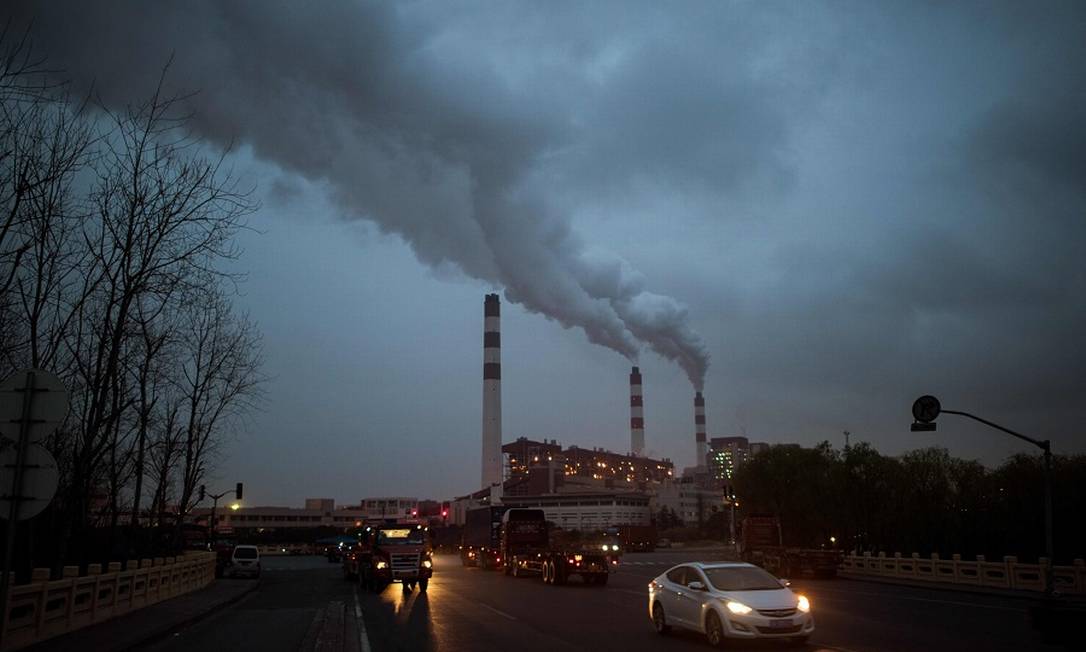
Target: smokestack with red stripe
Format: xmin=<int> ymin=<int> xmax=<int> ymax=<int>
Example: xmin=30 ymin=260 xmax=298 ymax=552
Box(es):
xmin=694 ymin=391 xmax=707 ymax=468
xmin=481 ymin=294 xmax=503 ymax=488
xmin=630 ymin=366 xmax=644 ymax=456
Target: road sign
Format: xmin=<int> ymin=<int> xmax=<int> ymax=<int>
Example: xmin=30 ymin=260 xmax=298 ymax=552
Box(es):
xmin=0 ymin=369 xmax=69 ymax=442
xmin=912 ymin=395 xmax=941 ymax=423
xmin=0 ymin=444 xmax=59 ymax=520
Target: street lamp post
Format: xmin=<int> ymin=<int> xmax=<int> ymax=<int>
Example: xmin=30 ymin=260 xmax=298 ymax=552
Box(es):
xmin=911 ymin=395 xmax=1055 ymax=597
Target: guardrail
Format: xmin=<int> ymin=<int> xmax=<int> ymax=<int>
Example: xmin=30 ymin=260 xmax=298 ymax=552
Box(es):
xmin=839 ymin=552 xmax=1085 ymax=594
xmin=0 ymin=551 xmax=215 ymax=651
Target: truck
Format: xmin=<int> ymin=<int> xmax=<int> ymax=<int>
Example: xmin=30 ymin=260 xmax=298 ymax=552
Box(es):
xmin=615 ymin=524 xmax=657 ymax=552
xmin=460 ymin=505 xmax=507 ymax=569
xmin=740 ymin=514 xmax=841 ymax=578
xmin=355 ymin=524 xmax=434 ymax=592
xmin=500 ymin=508 xmax=613 ymax=586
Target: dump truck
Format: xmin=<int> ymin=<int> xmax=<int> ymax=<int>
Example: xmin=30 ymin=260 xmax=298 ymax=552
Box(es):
xmin=501 ymin=508 xmax=613 ymax=586
xmin=740 ymin=514 xmax=841 ymax=578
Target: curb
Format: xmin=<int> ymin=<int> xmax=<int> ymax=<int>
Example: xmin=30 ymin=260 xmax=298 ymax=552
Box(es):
xmin=128 ymin=579 xmax=261 ymax=651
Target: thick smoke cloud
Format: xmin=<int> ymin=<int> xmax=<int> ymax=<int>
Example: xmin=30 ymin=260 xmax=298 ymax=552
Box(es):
xmin=7 ymin=0 xmax=714 ymax=386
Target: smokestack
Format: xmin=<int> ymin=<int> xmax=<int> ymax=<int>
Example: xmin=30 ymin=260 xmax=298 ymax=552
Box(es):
xmin=481 ymin=294 xmax=503 ymax=489
xmin=694 ymin=392 xmax=707 ymax=468
xmin=630 ymin=366 xmax=644 ymax=456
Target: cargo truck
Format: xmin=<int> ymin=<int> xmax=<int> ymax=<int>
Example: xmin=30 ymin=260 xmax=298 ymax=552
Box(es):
xmin=740 ymin=514 xmax=841 ymax=578
xmin=460 ymin=505 xmax=507 ymax=569
xmin=501 ymin=508 xmax=613 ymax=586
xmin=356 ymin=524 xmax=434 ymax=592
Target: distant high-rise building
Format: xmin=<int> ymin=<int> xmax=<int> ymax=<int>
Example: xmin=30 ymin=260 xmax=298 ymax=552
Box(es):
xmin=707 ymin=436 xmax=750 ymax=487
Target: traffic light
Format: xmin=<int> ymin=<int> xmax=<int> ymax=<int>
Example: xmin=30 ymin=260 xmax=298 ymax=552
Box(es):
xmin=199 ymin=485 xmax=205 ymax=501
xmin=235 ymin=482 xmax=243 ymax=501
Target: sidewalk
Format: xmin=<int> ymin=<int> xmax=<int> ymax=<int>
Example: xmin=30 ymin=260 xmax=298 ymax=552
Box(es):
xmin=25 ymin=578 xmax=259 ymax=652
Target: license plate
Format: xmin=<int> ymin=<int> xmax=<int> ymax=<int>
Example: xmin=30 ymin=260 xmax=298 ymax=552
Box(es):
xmin=767 ymin=619 xmax=793 ymax=628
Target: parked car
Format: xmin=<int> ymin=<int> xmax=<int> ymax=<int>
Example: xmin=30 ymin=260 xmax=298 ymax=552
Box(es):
xmin=228 ymin=545 xmax=262 ymax=579
xmin=657 ymin=538 xmax=672 ymax=549
xmin=648 ymin=562 xmax=813 ymax=646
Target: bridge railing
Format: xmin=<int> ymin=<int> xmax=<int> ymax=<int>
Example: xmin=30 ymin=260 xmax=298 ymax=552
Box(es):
xmin=839 ymin=552 xmax=1085 ymax=594
xmin=0 ymin=551 xmax=216 ymax=651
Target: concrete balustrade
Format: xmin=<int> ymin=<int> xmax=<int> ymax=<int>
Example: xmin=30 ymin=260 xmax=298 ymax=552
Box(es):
xmin=0 ymin=551 xmax=216 ymax=651
xmin=839 ymin=552 xmax=1085 ymax=595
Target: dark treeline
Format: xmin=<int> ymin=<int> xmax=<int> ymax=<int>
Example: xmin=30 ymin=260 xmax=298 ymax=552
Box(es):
xmin=734 ymin=442 xmax=1085 ymax=563
xmin=0 ymin=34 xmax=264 ymax=573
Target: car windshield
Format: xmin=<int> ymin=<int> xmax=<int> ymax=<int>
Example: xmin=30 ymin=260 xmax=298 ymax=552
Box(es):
xmin=703 ymin=566 xmax=783 ymax=591
xmin=376 ymin=528 xmax=425 ymax=545
xmin=234 ymin=547 xmax=258 ymax=559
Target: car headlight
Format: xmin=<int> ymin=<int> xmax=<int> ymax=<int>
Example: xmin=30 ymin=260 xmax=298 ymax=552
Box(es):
xmin=797 ymin=595 xmax=811 ymax=613
xmin=601 ymin=545 xmax=609 ymax=551
xmin=611 ymin=544 xmax=619 ymax=551
xmin=376 ymin=561 xmax=387 ymax=570
xmin=422 ymin=559 xmax=432 ymax=569
xmin=726 ymin=601 xmax=753 ymax=615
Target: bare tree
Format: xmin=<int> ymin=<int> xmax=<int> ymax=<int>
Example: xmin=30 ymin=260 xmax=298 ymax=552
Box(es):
xmin=176 ymin=290 xmax=264 ymax=520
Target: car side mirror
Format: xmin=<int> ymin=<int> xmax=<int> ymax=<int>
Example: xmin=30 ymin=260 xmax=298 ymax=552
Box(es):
xmin=687 ymin=581 xmax=707 ymax=591
xmin=779 ymin=578 xmax=791 ymax=588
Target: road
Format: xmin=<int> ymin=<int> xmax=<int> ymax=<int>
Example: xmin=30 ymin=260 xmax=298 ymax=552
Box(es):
xmin=147 ymin=552 xmax=1059 ymax=651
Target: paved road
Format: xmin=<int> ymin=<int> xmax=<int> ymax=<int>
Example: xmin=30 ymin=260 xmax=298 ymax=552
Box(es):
xmin=148 ymin=553 xmax=1060 ymax=651
xmin=144 ymin=555 xmax=366 ymax=652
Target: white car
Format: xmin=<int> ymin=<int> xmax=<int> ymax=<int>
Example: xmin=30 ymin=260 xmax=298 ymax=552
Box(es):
xmin=648 ymin=562 xmax=813 ymax=646
xmin=228 ymin=545 xmax=261 ymax=578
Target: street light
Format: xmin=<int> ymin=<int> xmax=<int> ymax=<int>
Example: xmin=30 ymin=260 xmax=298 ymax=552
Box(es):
xmin=911 ymin=395 xmax=1055 ymax=597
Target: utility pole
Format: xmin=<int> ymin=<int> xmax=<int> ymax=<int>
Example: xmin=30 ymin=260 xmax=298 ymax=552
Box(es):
xmin=843 ymin=430 xmax=850 ymax=449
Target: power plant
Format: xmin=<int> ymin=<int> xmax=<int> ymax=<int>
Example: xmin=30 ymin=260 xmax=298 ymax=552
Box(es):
xmin=478 ymin=293 xmax=710 ymax=489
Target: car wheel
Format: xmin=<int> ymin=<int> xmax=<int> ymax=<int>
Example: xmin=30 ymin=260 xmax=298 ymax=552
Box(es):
xmin=652 ymin=603 xmax=670 ymax=635
xmin=705 ymin=611 xmax=726 ymax=647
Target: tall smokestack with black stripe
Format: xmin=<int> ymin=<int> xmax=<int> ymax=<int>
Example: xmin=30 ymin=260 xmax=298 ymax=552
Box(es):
xmin=695 ymin=392 xmax=707 ymax=468
xmin=481 ymin=294 xmax=503 ymax=488
xmin=630 ymin=366 xmax=644 ymax=456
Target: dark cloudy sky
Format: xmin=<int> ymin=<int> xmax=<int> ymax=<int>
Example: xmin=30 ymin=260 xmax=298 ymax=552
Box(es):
xmin=9 ymin=1 xmax=1084 ymax=506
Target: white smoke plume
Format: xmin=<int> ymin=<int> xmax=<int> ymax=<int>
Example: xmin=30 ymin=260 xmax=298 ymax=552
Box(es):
xmin=8 ymin=1 xmax=710 ymax=387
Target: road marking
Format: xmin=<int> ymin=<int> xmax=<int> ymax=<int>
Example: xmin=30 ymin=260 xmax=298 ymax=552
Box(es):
xmin=353 ymin=588 xmax=372 ymax=652
xmin=476 ymin=602 xmax=518 ymax=620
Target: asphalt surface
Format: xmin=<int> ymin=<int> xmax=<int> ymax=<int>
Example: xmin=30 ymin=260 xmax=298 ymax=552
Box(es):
xmin=145 ymin=552 xmax=1062 ymax=651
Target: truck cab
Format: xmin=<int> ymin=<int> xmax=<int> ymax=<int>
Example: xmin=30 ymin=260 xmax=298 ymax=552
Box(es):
xmin=360 ymin=524 xmax=434 ymax=592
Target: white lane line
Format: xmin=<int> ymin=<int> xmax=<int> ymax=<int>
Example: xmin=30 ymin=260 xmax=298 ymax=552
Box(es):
xmin=353 ymin=588 xmax=372 ymax=652
xmin=817 ymin=645 xmax=865 ymax=652
xmin=476 ymin=602 xmax=518 ymax=621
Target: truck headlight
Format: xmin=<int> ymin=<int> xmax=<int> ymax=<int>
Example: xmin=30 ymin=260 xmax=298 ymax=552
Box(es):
xmin=376 ymin=561 xmax=387 ymax=570
xmin=422 ymin=559 xmax=432 ymax=569
xmin=797 ymin=595 xmax=811 ymax=613
xmin=726 ymin=601 xmax=753 ymax=615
